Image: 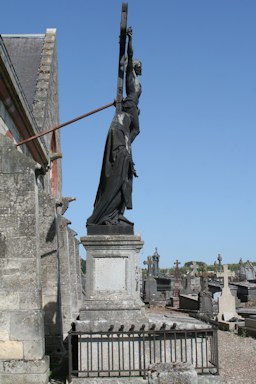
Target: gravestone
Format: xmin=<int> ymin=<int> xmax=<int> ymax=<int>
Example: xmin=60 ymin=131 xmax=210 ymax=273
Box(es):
xmin=143 ymin=256 xmax=158 ymax=304
xmin=244 ymin=260 xmax=255 ymax=281
xmin=198 ymin=267 xmax=213 ymax=316
xmin=218 ymin=265 xmax=239 ymax=321
xmin=172 ymin=259 xmax=181 ymax=307
xmin=152 ymin=247 xmax=160 ymax=276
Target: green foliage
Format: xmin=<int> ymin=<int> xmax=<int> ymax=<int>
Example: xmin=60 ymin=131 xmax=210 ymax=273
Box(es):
xmin=184 ymin=261 xmax=205 ymax=267
xmin=81 ymin=258 xmax=86 ymax=274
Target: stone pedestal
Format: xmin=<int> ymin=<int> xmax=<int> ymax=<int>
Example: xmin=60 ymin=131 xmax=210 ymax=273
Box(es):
xmin=79 ymin=234 xmax=146 ymax=328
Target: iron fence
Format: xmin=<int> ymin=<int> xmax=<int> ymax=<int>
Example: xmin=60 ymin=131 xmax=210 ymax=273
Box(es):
xmin=68 ymin=325 xmax=218 ymax=381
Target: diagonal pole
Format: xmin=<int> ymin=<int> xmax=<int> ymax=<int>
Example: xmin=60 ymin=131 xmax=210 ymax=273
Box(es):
xmin=16 ymin=101 xmax=114 ymax=147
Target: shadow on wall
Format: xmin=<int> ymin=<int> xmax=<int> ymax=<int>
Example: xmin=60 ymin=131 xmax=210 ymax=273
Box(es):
xmin=0 ymin=232 xmax=6 ymax=256
xmin=46 ymin=218 xmax=57 ymax=242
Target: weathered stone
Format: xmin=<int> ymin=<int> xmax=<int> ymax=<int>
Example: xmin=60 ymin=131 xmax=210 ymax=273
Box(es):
xmin=79 ymin=234 xmax=146 ymax=324
xmin=0 ymin=312 xmax=10 ymax=340
xmin=0 ymin=356 xmax=50 ymax=384
xmin=148 ymin=362 xmax=198 ymax=384
xmin=0 ymin=289 xmax=19 ymax=310
xmin=0 ymin=340 xmax=23 ymax=359
xmin=10 ymin=310 xmax=44 ymax=342
xmin=23 ymin=339 xmax=45 ymax=360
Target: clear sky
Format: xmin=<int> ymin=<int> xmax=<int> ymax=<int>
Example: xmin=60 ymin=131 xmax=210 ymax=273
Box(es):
xmin=1 ymin=1 xmax=256 ymax=267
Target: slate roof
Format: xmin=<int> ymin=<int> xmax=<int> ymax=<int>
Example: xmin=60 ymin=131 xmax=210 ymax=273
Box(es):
xmin=1 ymin=35 xmax=44 ymax=111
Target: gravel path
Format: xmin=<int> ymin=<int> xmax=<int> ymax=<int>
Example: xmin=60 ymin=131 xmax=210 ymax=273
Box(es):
xmin=218 ymin=330 xmax=256 ymax=384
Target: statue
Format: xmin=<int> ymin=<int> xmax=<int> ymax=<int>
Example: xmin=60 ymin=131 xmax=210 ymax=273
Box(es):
xmin=87 ymin=27 xmax=142 ymax=228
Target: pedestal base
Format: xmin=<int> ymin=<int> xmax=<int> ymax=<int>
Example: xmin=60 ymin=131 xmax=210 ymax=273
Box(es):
xmin=79 ymin=234 xmax=146 ymax=328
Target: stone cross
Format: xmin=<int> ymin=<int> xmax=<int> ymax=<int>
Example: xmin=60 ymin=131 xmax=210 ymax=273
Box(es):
xmin=218 ymin=264 xmax=239 ymax=321
xmin=201 ymin=264 xmax=209 ymax=292
xmin=222 ymin=264 xmax=233 ymax=292
xmin=174 ymin=259 xmax=180 ymax=274
xmin=217 ymin=253 xmax=223 ymax=272
xmin=152 ymin=247 xmax=160 ymax=276
xmin=173 ymin=259 xmax=181 ymax=297
xmin=143 ymin=256 xmax=154 ymax=277
xmin=190 ymin=261 xmax=198 ymax=276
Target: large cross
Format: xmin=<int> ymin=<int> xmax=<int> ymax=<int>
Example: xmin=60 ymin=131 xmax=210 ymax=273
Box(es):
xmin=115 ymin=3 xmax=128 ymax=113
xmin=143 ymin=256 xmax=154 ymax=277
xmin=222 ymin=264 xmax=233 ymax=293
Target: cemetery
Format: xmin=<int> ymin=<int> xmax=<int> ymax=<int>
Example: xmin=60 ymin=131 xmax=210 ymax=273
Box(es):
xmin=0 ymin=3 xmax=256 ymax=384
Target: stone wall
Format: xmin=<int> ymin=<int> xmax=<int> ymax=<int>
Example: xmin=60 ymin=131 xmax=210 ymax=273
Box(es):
xmin=0 ymin=134 xmax=49 ymax=383
xmin=32 ymin=29 xmax=62 ymax=199
xmin=0 ymin=134 xmax=83 ymax=382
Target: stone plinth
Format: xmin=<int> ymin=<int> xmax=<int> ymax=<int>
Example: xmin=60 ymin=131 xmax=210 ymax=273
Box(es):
xmin=79 ymin=234 xmax=146 ymax=326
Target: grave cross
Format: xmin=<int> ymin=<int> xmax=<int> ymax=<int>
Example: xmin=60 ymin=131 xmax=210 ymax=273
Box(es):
xmin=217 ymin=253 xmax=223 ymax=272
xmin=143 ymin=256 xmax=154 ymax=277
xmin=190 ymin=261 xmax=198 ymax=276
xmin=173 ymin=259 xmax=181 ymax=297
xmin=222 ymin=264 xmax=233 ymax=292
xmin=174 ymin=259 xmax=180 ymax=271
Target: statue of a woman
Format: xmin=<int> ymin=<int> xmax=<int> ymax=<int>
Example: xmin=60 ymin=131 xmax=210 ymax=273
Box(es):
xmin=86 ymin=27 xmax=142 ymax=228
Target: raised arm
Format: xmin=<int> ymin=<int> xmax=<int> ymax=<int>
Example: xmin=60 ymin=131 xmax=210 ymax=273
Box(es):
xmin=126 ymin=27 xmax=135 ymax=96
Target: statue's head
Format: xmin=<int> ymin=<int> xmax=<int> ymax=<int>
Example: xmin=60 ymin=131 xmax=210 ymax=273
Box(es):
xmin=133 ymin=60 xmax=142 ymax=76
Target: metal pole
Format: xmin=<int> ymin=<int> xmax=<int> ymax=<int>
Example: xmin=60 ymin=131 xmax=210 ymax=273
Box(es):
xmin=16 ymin=101 xmax=114 ymax=147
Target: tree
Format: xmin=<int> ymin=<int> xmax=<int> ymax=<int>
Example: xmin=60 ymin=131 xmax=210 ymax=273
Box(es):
xmin=81 ymin=258 xmax=86 ymax=274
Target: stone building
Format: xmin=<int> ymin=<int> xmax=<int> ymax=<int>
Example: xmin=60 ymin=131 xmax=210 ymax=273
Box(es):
xmin=0 ymin=29 xmax=83 ymax=383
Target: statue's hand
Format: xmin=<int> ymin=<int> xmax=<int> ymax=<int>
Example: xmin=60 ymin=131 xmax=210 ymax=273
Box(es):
xmin=132 ymin=167 xmax=138 ymax=178
xmin=127 ymin=26 xmax=133 ymax=37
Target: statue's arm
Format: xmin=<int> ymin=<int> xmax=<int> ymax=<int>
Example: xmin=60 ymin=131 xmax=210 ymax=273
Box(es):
xmin=126 ymin=27 xmax=135 ymax=95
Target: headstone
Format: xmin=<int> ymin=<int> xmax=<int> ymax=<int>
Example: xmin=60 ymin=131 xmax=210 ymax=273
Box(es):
xmin=198 ymin=266 xmax=213 ymax=316
xmin=244 ymin=260 xmax=255 ymax=281
xmin=217 ymin=265 xmax=239 ymax=321
xmin=152 ymin=247 xmax=160 ymax=276
xmin=143 ymin=256 xmax=154 ymax=277
xmin=144 ymin=276 xmax=158 ymax=304
xmin=172 ymin=259 xmax=181 ymax=307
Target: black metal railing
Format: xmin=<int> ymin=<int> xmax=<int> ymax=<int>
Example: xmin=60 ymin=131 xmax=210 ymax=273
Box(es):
xmin=68 ymin=324 xmax=218 ymax=381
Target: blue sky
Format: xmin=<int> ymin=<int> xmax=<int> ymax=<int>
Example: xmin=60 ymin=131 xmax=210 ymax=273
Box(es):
xmin=2 ymin=1 xmax=256 ymax=267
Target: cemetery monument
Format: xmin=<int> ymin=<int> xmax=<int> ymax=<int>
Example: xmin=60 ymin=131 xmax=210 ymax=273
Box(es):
xmin=79 ymin=3 xmax=146 ymax=326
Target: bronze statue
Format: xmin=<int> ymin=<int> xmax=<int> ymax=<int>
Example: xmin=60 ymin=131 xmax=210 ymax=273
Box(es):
xmin=87 ymin=27 xmax=142 ymax=229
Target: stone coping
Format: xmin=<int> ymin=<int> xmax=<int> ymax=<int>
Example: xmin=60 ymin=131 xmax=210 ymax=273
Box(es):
xmin=75 ymin=311 xmax=212 ymax=333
